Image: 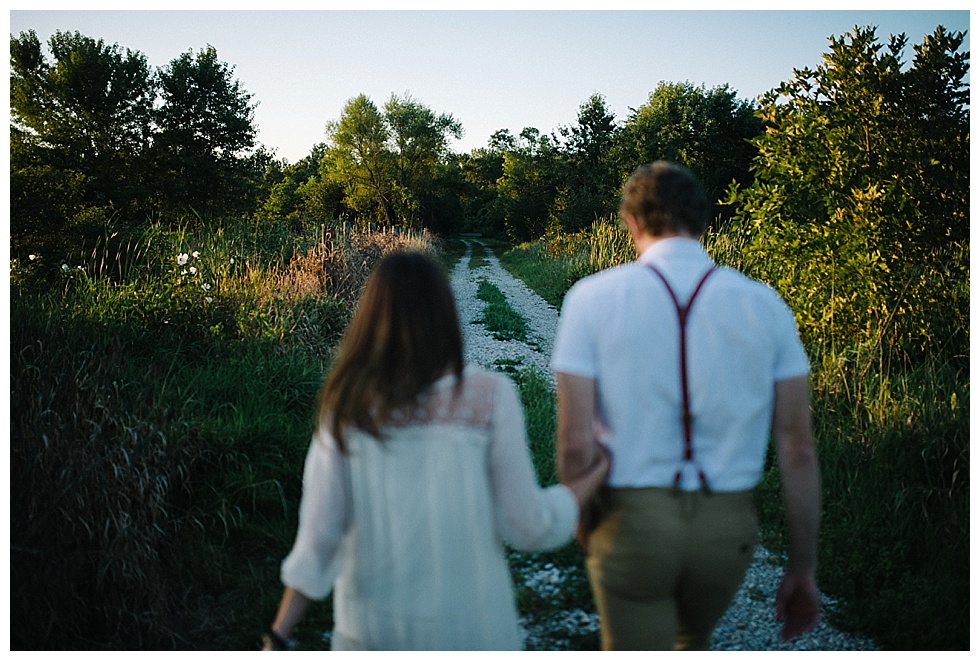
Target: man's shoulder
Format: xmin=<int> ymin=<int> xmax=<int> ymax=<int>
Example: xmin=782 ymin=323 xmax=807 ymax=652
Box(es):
xmin=568 ymin=262 xmax=640 ymax=296
xmin=710 ymin=267 xmax=799 ymax=322
xmin=713 ymin=265 xmax=781 ymax=296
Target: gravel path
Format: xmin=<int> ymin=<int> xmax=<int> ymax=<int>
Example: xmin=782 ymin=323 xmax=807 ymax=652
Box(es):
xmin=450 ymin=240 xmax=559 ymax=380
xmin=451 ymin=239 xmax=879 ymax=651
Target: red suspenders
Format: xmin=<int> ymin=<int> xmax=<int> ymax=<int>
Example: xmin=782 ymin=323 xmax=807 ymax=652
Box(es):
xmin=647 ymin=264 xmax=716 ymax=491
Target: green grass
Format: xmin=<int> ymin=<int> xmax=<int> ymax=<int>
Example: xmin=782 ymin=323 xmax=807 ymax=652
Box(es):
xmin=468 ymin=240 xmax=490 ymax=269
xmin=506 ymin=366 xmax=600 ymax=651
xmin=754 ymin=354 xmax=969 ymax=650
xmin=497 ymin=240 xmax=587 ymax=309
xmin=475 ymin=278 xmax=529 ymax=343
xmin=14 ymin=212 xmax=966 ymax=650
xmin=438 ymin=236 xmax=468 ymax=271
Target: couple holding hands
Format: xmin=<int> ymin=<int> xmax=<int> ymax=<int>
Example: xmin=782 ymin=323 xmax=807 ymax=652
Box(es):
xmin=263 ymin=162 xmax=821 ymax=651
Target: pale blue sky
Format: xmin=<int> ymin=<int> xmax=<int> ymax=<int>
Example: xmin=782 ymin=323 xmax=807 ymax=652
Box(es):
xmin=8 ymin=6 xmax=972 ymax=164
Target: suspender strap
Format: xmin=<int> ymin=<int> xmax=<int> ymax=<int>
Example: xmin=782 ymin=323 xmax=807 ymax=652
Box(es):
xmin=647 ymin=264 xmax=716 ymax=491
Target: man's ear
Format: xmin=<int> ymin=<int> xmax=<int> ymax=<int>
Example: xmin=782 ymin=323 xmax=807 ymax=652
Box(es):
xmin=622 ymin=212 xmax=640 ymax=237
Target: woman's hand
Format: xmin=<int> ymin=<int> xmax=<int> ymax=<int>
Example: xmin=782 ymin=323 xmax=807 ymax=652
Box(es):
xmin=262 ymin=587 xmax=309 ymax=650
xmin=562 ymin=441 xmax=610 ymax=508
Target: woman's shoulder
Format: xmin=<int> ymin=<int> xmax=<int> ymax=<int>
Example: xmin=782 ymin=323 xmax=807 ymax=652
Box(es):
xmin=409 ymin=365 xmax=506 ymax=430
xmin=444 ymin=366 xmax=496 ymax=403
xmin=462 ymin=364 xmax=504 ymax=385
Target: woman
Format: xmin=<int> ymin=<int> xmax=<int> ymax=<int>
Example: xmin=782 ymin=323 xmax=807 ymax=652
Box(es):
xmin=263 ymin=250 xmax=609 ymax=651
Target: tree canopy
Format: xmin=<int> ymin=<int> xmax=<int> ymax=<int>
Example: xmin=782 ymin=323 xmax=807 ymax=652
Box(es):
xmin=10 ymin=30 xmax=157 ymax=243
xmin=614 ymin=81 xmax=763 ymax=221
xmin=322 ymin=93 xmax=462 ymax=229
xmin=728 ymin=25 xmax=969 ymax=363
xmin=11 ymin=22 xmax=968 ymax=344
xmin=10 ymin=30 xmax=261 ymax=250
xmin=154 ymin=45 xmax=259 ymax=215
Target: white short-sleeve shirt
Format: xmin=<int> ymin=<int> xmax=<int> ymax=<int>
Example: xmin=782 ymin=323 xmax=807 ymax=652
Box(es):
xmin=551 ymin=238 xmax=809 ymax=491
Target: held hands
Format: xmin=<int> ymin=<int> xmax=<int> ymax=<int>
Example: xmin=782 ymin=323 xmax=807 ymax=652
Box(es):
xmin=562 ymin=441 xmax=611 ymax=509
xmin=563 ymin=419 xmax=612 ymax=509
xmin=775 ymin=569 xmax=821 ymax=641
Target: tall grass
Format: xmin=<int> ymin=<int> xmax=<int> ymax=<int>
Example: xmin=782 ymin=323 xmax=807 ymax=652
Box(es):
xmin=498 ymin=219 xmax=969 ymax=650
xmin=10 ymin=217 xmax=435 ymax=650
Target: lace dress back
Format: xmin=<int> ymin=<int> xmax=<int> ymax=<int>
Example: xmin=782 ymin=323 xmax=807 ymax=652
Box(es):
xmin=280 ymin=366 xmax=578 ymax=651
xmin=332 ymin=368 xmax=522 ymax=650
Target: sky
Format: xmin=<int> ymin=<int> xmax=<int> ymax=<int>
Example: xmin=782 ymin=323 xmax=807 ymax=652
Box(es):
xmin=7 ymin=5 xmax=972 ymax=165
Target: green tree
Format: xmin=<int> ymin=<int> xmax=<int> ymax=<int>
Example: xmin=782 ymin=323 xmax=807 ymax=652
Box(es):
xmin=554 ymin=93 xmax=620 ymax=232
xmin=457 ymin=129 xmax=517 ymax=235
xmin=614 ymin=81 xmax=763 ymax=220
xmin=384 ymin=94 xmax=463 ymax=228
xmin=495 ymin=128 xmax=561 ymax=243
xmin=728 ymin=25 xmax=969 ymax=363
xmin=323 ymin=94 xmax=395 ymax=224
xmin=9 ymin=30 xmax=156 ymax=244
xmin=322 ymin=93 xmax=462 ymax=229
xmin=260 ymin=144 xmax=337 ymax=222
xmin=154 ymin=45 xmax=258 ymax=216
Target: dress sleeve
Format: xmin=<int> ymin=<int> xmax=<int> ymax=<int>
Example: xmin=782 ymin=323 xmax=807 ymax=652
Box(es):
xmin=279 ymin=429 xmax=352 ymax=600
xmin=487 ymin=375 xmax=578 ymax=551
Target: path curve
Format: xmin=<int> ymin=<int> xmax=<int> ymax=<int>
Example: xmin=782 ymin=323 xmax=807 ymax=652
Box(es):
xmin=449 ymin=239 xmax=879 ymax=651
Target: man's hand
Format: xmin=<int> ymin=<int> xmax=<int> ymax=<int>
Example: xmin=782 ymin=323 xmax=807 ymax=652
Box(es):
xmin=562 ymin=441 xmax=610 ymax=508
xmin=775 ymin=568 xmax=821 ymax=641
xmin=772 ymin=375 xmax=821 ymax=641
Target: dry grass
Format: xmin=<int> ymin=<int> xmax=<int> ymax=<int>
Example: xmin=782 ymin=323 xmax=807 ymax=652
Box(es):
xmin=275 ymin=224 xmax=435 ymax=307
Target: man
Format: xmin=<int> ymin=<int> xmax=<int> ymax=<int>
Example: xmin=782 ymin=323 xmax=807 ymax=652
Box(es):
xmin=552 ymin=161 xmax=821 ymax=650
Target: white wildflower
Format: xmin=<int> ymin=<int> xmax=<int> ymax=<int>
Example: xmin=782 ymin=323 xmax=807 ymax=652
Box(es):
xmin=205 ymin=296 xmax=213 ymax=304
xmin=177 ymin=253 xmax=189 ymax=265
xmin=189 ymin=266 xmax=197 ymax=275
xmin=192 ymin=250 xmax=200 ymax=258
xmin=29 ymin=254 xmax=37 ymax=261
xmin=62 ymin=264 xmax=70 ymax=272
xmin=201 ymin=283 xmax=211 ymax=291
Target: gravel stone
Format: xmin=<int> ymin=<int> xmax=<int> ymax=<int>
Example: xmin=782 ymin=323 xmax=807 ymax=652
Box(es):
xmin=451 ymin=239 xmax=880 ymax=651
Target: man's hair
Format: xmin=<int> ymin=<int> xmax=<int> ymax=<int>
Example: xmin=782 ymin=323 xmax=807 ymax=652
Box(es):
xmin=619 ymin=161 xmax=709 ymax=237
xmin=318 ymin=249 xmax=464 ymax=450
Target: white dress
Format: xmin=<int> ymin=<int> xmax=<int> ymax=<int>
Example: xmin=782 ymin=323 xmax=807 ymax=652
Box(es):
xmin=280 ymin=365 xmax=579 ymax=650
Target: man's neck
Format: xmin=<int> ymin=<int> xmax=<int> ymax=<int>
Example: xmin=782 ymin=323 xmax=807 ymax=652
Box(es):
xmin=634 ymin=229 xmax=698 ymax=256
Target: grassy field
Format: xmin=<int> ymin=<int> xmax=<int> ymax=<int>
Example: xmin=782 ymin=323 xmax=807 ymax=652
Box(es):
xmin=10 ymin=220 xmax=968 ymax=650
xmin=10 ymin=219 xmax=434 ymax=650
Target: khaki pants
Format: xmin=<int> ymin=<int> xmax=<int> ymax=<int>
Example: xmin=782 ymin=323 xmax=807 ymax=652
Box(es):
xmin=585 ymin=487 xmax=758 ymax=650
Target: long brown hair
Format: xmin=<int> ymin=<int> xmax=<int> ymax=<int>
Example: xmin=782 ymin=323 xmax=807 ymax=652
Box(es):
xmin=318 ymin=249 xmax=464 ymax=450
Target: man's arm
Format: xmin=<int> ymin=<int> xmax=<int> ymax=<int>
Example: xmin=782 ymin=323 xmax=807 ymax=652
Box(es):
xmin=772 ymin=374 xmax=822 ymax=640
xmin=555 ymin=371 xmax=601 ymax=482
